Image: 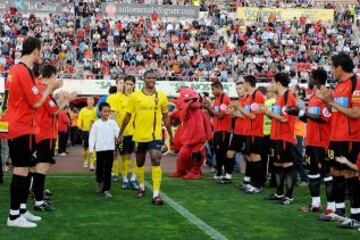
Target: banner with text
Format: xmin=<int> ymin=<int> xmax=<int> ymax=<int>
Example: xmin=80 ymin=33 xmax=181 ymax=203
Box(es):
xmin=0 ymin=0 xmax=62 ymax=14
xmin=59 ymin=80 xmax=237 ymax=97
xmin=102 ymin=3 xmax=199 ymax=18
xmin=237 ymin=7 xmax=334 ymax=22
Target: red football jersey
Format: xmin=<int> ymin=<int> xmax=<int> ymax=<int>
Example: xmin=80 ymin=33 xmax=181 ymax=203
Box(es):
xmin=58 ymin=110 xmax=70 ymax=133
xmin=305 ymin=94 xmax=331 ymax=148
xmin=213 ymin=94 xmax=232 ymax=132
xmin=270 ymin=91 xmax=297 ymax=143
xmin=34 ymin=82 xmax=59 ymax=143
xmin=244 ymin=90 xmax=265 ymax=137
xmin=350 ymin=78 xmax=360 ymax=142
xmin=330 ymin=78 xmax=359 ymax=141
xmin=234 ymin=96 xmax=250 ymax=136
xmin=6 ymin=63 xmax=43 ymax=139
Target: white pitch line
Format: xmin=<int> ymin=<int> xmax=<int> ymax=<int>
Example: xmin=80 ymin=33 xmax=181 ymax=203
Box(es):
xmin=3 ymin=174 xmax=228 ymax=240
xmin=144 ymin=181 xmax=228 ymax=240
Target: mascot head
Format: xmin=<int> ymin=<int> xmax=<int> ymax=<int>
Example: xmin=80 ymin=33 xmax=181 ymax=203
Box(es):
xmin=175 ymin=88 xmax=201 ymax=110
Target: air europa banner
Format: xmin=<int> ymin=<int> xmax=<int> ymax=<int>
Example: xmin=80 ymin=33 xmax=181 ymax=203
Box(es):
xmin=0 ymin=0 xmax=61 ymax=13
xmin=237 ymin=7 xmax=334 ymax=22
xmin=101 ymin=3 xmax=200 ymax=18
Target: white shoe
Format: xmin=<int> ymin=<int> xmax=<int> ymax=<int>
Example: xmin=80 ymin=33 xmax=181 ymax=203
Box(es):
xmin=83 ymin=163 xmax=89 ymax=168
xmin=104 ymin=191 xmax=113 ymax=198
xmin=7 ymin=216 xmax=37 ymax=228
xmin=22 ymin=211 xmax=42 ymax=222
xmin=59 ymin=153 xmax=67 ymax=156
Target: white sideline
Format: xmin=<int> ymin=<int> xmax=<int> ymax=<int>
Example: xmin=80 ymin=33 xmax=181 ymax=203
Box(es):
xmin=145 ymin=181 xmax=229 ymax=240
xmin=29 ymin=175 xmax=228 ymax=240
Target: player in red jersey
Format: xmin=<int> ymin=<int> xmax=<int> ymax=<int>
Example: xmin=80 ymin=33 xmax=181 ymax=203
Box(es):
xmin=316 ymin=53 xmax=360 ymax=228
xmin=203 ymin=81 xmax=233 ymax=183
xmin=33 ymin=64 xmax=76 ymax=212
xmin=5 ymin=37 xmax=62 ymax=228
xmin=259 ymin=72 xmax=297 ymax=205
xmin=227 ymin=82 xmax=251 ymax=188
xmin=286 ymin=69 xmax=335 ymax=215
xmin=231 ymin=76 xmax=265 ymax=194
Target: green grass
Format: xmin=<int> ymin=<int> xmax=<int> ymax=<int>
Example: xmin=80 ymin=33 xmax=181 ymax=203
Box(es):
xmin=0 ymin=173 xmax=359 ymax=240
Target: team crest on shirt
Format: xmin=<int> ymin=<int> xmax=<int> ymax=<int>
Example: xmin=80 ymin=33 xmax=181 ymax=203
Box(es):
xmin=220 ymin=104 xmax=227 ymax=111
xmin=250 ymin=103 xmax=258 ymax=111
xmin=352 ymin=90 xmax=360 ymax=103
xmin=322 ymin=108 xmax=331 ymax=118
xmin=327 ymin=149 xmax=335 ymax=160
xmin=32 ymin=86 xmax=39 ymax=95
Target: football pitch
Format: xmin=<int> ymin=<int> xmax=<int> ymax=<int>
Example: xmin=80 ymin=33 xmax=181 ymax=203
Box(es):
xmin=0 ymin=173 xmax=359 ymax=240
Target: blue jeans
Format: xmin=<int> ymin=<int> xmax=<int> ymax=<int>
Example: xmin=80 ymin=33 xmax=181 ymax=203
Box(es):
xmin=205 ymin=143 xmax=216 ymax=167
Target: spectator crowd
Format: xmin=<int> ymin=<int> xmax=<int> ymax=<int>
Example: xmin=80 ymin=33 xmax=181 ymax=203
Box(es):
xmin=0 ymin=0 xmax=359 ymax=83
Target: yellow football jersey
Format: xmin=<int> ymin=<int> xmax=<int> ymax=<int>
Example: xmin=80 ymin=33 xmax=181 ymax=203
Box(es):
xmin=126 ymin=90 xmax=168 ymax=142
xmin=77 ymin=107 xmax=97 ymax=131
xmin=107 ymin=92 xmax=134 ymax=136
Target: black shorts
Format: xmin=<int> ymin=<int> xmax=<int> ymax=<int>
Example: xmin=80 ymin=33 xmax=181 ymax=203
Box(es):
xmin=228 ymin=134 xmax=246 ymax=153
xmin=328 ymin=141 xmax=351 ymax=170
xmin=135 ymin=140 xmax=163 ymax=154
xmin=8 ymin=134 xmax=36 ymax=167
xmin=273 ymin=140 xmax=295 ymax=164
xmin=305 ymin=146 xmax=330 ymax=176
xmin=118 ymin=136 xmax=135 ymax=155
xmin=213 ymin=131 xmax=231 ymax=153
xmin=82 ymin=131 xmax=89 ymax=149
xmin=245 ymin=136 xmax=263 ymax=155
xmin=36 ymin=139 xmax=56 ymax=164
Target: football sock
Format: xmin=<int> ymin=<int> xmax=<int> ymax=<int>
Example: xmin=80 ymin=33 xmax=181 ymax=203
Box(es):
xmin=225 ymin=156 xmax=235 ymax=175
xmin=348 ymin=177 xmax=360 ymax=221
xmin=244 ymin=161 xmax=253 ymax=184
xmin=33 ymin=173 xmax=46 ymax=202
xmin=125 ymin=155 xmax=131 ymax=177
xmin=120 ymin=155 xmax=126 ymax=178
xmin=89 ymin=151 xmax=96 ymax=168
xmin=112 ymin=157 xmax=119 ymax=176
xmin=323 ymin=176 xmax=335 ymax=211
xmin=137 ymin=166 xmax=145 ymax=190
xmin=130 ymin=163 xmax=138 ymax=181
xmin=9 ymin=175 xmax=27 ymax=220
xmin=152 ymin=166 xmax=162 ymax=195
xmin=333 ymin=176 xmax=346 ymax=215
xmin=252 ymin=160 xmax=263 ymax=189
xmin=309 ymin=174 xmax=321 ymax=206
xmin=83 ymin=149 xmax=88 ymax=165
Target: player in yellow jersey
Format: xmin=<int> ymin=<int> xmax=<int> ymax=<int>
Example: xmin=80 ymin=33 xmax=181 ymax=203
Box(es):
xmin=77 ymin=97 xmax=97 ymax=171
xmin=107 ymin=75 xmax=140 ymax=190
xmin=119 ymin=70 xmax=173 ymax=205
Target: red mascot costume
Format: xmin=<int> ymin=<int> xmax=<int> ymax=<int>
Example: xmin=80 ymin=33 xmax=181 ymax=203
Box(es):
xmin=170 ymin=88 xmax=212 ymax=180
